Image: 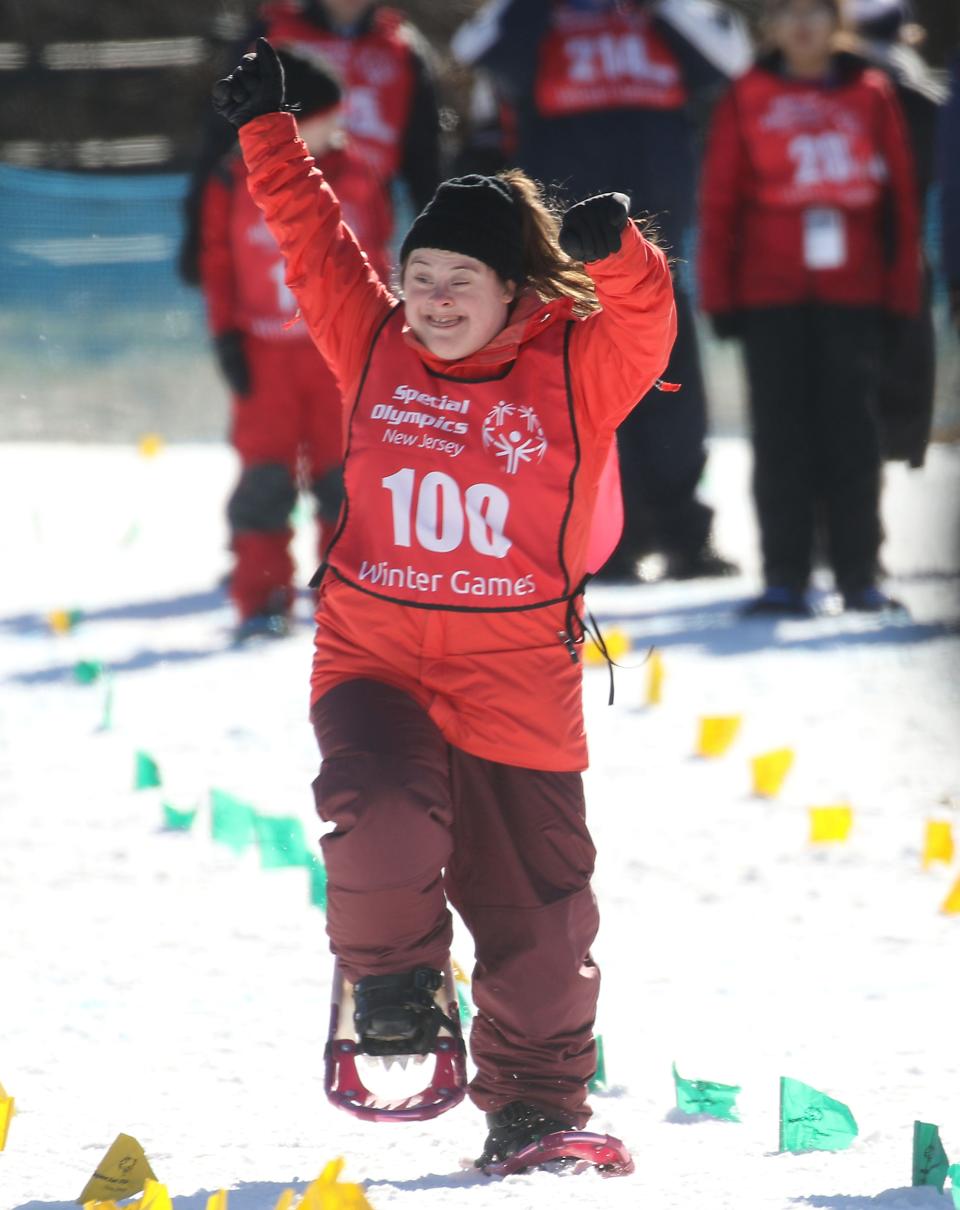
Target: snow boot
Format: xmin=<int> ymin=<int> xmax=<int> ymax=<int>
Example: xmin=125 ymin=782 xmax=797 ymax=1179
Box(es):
xmin=353 ymin=967 xmax=458 ymax=1057
xmin=475 ymin=1101 xmax=576 ymax=1167
xmin=841 ymin=585 xmax=907 ymax=614
xmin=741 ymin=585 xmax=812 ymax=617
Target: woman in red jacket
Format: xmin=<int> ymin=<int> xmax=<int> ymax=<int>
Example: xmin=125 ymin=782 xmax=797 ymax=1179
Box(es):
xmin=213 ymin=39 xmax=675 ymax=1169
xmin=699 ymin=0 xmax=920 ymax=615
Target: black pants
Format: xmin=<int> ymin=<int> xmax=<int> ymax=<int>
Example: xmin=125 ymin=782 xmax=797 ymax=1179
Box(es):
xmin=742 ymin=305 xmax=883 ymax=592
xmin=612 ymin=285 xmax=712 ymax=562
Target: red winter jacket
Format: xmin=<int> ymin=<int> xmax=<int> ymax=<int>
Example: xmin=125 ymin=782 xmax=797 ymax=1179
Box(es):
xmin=238 ymin=112 xmax=676 ymax=771
xmin=699 ymin=56 xmax=921 ymax=317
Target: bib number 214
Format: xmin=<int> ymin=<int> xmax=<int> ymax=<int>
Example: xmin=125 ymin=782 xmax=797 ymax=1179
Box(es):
xmin=381 ymin=468 xmax=512 ymax=558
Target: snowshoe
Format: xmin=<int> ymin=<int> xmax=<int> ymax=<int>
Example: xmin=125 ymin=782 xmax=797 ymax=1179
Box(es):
xmin=476 ymin=1101 xmax=634 ymax=1178
xmin=841 ymin=586 xmax=907 ymax=614
xmin=324 ymin=960 xmax=467 ymax=1122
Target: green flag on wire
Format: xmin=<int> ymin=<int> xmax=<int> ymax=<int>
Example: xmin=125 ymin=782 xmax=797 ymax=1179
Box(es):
xmin=673 ymin=1063 xmax=741 ymax=1121
xmin=308 ymin=855 xmax=328 ymax=910
xmin=913 ymin=1121 xmax=950 ymax=1191
xmin=779 ymin=1078 xmax=858 ymax=1153
xmin=134 ymin=750 xmax=161 ymax=790
xmin=588 ymin=1036 xmax=607 ymax=1093
xmin=162 ymin=803 xmax=198 ymax=832
xmin=254 ymin=815 xmax=311 ymax=868
xmin=210 ymin=788 xmax=257 ymax=853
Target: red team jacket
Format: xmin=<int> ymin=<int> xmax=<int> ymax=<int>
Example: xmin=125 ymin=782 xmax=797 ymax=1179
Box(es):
xmin=238 ymin=112 xmax=676 ymax=771
xmin=699 ymin=57 xmax=920 ymax=317
xmin=199 ymin=146 xmax=391 ymax=341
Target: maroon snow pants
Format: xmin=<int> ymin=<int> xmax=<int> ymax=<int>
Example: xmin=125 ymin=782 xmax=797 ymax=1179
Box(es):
xmin=311 ymin=678 xmax=601 ymax=1127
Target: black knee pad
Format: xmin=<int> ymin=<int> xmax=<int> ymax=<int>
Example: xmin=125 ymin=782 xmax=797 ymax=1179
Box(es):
xmin=228 ymin=462 xmax=297 ymax=532
xmin=311 ymin=466 xmax=345 ymax=526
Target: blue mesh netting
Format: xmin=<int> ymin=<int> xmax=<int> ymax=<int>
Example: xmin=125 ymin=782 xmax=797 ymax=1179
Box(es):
xmin=0 ymin=163 xmax=206 ymax=361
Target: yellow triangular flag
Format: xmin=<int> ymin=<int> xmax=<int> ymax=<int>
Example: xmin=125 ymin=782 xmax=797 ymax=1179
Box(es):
xmin=751 ymin=748 xmax=795 ymax=798
xmin=941 ymin=874 xmax=960 ymax=915
xmin=451 ymin=959 xmax=469 ymax=984
xmin=140 ymin=1179 xmax=174 ymax=1210
xmin=0 ymin=1082 xmax=13 ymax=1151
xmin=138 ymin=433 xmax=165 ymax=459
xmin=696 ymin=715 xmax=741 ymax=758
xmin=922 ymin=820 xmax=955 ymax=868
xmin=82 ymin=1202 xmax=121 ymax=1210
xmin=273 ymin=1192 xmax=295 ymax=1210
xmin=77 ymin=1133 xmax=158 ymax=1204
xmin=809 ymin=804 xmax=854 ymax=843
xmin=206 ymin=1191 xmax=229 ymax=1210
xmin=302 ymin=1158 xmax=374 ymax=1210
xmin=646 ymin=650 xmax=664 ymax=706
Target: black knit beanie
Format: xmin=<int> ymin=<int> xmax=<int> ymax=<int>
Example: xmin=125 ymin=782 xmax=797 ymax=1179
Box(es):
xmin=399 ymin=175 xmax=525 ymax=285
xmin=277 ymin=48 xmax=343 ymax=118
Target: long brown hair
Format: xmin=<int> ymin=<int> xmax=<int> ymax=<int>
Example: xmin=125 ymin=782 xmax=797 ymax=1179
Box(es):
xmin=497 ymin=169 xmax=602 ymax=318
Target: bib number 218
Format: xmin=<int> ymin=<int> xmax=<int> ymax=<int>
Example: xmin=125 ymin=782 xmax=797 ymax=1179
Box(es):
xmin=381 ymin=468 xmax=512 ymax=558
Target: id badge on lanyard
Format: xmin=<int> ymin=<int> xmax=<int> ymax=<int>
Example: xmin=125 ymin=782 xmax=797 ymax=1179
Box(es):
xmin=803 ymin=207 xmax=847 ymax=270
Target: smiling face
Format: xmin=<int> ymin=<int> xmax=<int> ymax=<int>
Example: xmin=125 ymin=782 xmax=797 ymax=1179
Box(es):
xmin=402 ymin=249 xmax=516 ymax=361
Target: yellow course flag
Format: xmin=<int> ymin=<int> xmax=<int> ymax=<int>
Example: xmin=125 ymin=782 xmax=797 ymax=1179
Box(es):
xmin=0 ymin=1082 xmax=13 ymax=1151
xmin=696 ymin=715 xmax=741 ymax=758
xmin=451 ymin=959 xmax=469 ymax=985
xmin=206 ymin=1191 xmax=229 ymax=1210
xmin=809 ymin=805 xmax=854 ymax=843
xmin=583 ymin=626 xmax=630 ymax=665
xmin=301 ymin=1158 xmax=374 ymax=1210
xmin=751 ymin=748 xmax=795 ymax=798
xmin=273 ymin=1192 xmax=295 ymax=1210
xmin=941 ymin=875 xmax=960 ymax=915
xmin=83 ymin=1203 xmax=121 ymax=1210
xmin=646 ymin=650 xmax=664 ymax=706
xmin=77 ymin=1133 xmax=158 ymax=1204
xmin=923 ymin=820 xmax=955 ymax=868
xmin=140 ymin=1180 xmax=174 ymax=1210
xmin=138 ymin=433 xmax=165 ymax=459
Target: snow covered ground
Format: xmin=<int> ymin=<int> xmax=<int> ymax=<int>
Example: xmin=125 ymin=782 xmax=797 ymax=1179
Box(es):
xmin=1 ymin=438 xmax=958 ymax=1210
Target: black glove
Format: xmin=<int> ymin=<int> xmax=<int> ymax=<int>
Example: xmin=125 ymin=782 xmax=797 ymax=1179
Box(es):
xmin=212 ymin=37 xmax=286 ymax=129
xmin=558 ymin=192 xmax=630 ymax=263
xmin=214 ymin=330 xmax=251 ymax=397
xmin=710 ymin=312 xmax=742 ymax=341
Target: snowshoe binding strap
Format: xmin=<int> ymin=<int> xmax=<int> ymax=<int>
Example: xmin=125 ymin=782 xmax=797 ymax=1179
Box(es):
xmin=352 ymin=967 xmax=459 ymax=1057
xmin=476 ymin=1101 xmax=574 ymax=1167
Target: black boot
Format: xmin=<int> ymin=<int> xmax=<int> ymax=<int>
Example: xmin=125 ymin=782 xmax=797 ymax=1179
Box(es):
xmin=475 ymin=1101 xmax=574 ymax=1168
xmin=352 ymin=967 xmax=457 ymax=1057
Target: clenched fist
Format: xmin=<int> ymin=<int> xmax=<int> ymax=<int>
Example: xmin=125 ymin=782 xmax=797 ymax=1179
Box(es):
xmin=558 ymin=192 xmax=631 ymax=263
xmin=212 ymin=37 xmax=286 ymax=129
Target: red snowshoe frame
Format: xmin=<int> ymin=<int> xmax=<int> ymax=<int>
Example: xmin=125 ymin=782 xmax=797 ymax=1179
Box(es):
xmin=480 ymin=1130 xmax=635 ymax=1178
xmin=324 ymin=960 xmax=468 ymax=1122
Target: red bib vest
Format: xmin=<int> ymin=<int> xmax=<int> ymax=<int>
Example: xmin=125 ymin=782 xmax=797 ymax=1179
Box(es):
xmin=535 ymin=7 xmax=687 ymax=117
xmin=228 ymin=159 xmax=301 ymax=338
xmin=323 ymin=309 xmax=585 ymax=611
xmin=734 ymin=71 xmax=888 ymax=210
xmin=262 ymin=4 xmax=415 ymax=180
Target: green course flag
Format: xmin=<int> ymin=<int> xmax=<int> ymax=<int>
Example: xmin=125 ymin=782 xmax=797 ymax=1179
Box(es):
xmin=673 ymin=1063 xmax=740 ymax=1121
xmin=456 ymin=983 xmax=472 ymax=1026
xmin=162 ymin=803 xmax=198 ymax=832
xmin=254 ymin=815 xmax=311 ymax=868
xmin=134 ymin=750 xmax=161 ymax=790
xmin=100 ymin=675 xmax=114 ymax=732
xmin=308 ymin=854 xmax=328 ymax=910
xmin=73 ymin=660 xmax=103 ymax=684
xmin=588 ymin=1036 xmax=608 ymax=1093
xmin=948 ymin=1164 xmax=960 ymax=1209
xmin=913 ymin=1121 xmax=950 ymax=1191
xmin=210 ymin=788 xmax=257 ymax=853
xmin=779 ymin=1077 xmax=858 ymax=1153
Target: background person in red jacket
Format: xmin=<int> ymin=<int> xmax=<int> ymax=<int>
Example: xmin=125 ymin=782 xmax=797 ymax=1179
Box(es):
xmin=180 ymin=0 xmax=440 ymax=286
xmin=213 ymin=39 xmax=675 ymax=1165
xmin=199 ymin=49 xmax=391 ymax=638
xmin=699 ymin=0 xmax=921 ymax=616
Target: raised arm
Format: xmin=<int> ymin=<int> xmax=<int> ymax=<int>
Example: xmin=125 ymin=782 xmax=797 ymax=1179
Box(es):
xmin=214 ymin=40 xmax=394 ymax=397
xmin=563 ymin=198 xmax=677 ymax=434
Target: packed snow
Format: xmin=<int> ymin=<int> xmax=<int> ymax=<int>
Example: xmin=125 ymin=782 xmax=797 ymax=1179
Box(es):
xmin=1 ymin=438 xmax=958 ymax=1210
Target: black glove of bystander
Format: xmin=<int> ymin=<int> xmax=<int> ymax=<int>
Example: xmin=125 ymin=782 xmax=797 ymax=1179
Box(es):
xmin=710 ymin=313 xmax=742 ymax=341
xmin=212 ymin=37 xmax=287 ymax=129
xmin=214 ymin=330 xmax=251 ymax=397
xmin=558 ymin=193 xmax=630 ymax=263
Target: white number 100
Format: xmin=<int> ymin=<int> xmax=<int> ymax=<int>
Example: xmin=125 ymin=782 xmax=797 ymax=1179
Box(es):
xmin=381 ymin=468 xmax=512 ymax=559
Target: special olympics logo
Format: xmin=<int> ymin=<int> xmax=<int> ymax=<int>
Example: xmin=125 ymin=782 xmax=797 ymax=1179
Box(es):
xmin=482 ymin=402 xmax=548 ymax=475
